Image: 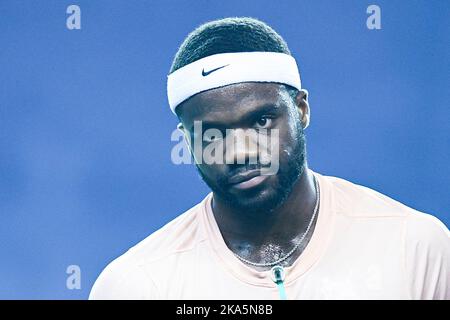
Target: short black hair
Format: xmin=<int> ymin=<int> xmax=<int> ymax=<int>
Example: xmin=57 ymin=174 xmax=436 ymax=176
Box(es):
xmin=170 ymin=17 xmax=292 ymax=73
xmin=170 ymin=17 xmax=299 ymax=113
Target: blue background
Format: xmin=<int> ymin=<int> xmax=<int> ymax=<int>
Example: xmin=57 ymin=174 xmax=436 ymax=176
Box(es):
xmin=0 ymin=0 xmax=448 ymax=299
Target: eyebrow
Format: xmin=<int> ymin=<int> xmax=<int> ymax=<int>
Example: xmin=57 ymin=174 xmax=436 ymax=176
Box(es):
xmin=188 ymin=103 xmax=281 ymax=132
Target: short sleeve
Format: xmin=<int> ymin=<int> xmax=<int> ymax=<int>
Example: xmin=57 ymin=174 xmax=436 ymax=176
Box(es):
xmin=404 ymin=213 xmax=450 ymax=299
xmin=89 ymin=257 xmax=160 ymax=300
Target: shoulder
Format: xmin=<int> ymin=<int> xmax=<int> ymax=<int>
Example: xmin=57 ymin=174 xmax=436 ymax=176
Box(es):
xmin=319 ymin=172 xmax=449 ymax=298
xmin=126 ymin=199 xmax=208 ymax=262
xmin=319 ymin=172 xmax=449 ymax=241
xmin=89 ymin=253 xmax=157 ymax=299
xmin=320 ymin=171 xmax=449 ymax=251
xmin=320 ymin=173 xmax=431 ymax=219
xmin=403 ymin=210 xmax=449 ymax=254
xmin=401 ymin=209 xmax=450 ymax=299
xmin=89 ymin=196 xmax=209 ymax=299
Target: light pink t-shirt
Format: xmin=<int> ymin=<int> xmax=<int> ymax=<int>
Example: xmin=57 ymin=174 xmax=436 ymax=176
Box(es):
xmin=89 ymin=170 xmax=450 ymax=299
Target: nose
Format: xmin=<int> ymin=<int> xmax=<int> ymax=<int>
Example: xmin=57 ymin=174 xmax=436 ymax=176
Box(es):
xmin=225 ymin=128 xmax=259 ymax=165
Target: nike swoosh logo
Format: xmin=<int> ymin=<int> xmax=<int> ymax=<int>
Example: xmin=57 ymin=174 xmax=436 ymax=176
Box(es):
xmin=202 ymin=64 xmax=229 ymax=76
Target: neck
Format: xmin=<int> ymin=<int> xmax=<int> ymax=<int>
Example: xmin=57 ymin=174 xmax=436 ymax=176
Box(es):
xmin=211 ymin=167 xmax=318 ymax=259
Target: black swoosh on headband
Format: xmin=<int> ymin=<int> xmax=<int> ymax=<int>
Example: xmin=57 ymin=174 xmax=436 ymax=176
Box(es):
xmin=201 ymin=64 xmax=229 ymax=76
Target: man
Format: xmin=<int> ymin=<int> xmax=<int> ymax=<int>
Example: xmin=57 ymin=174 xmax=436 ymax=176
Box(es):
xmin=90 ymin=17 xmax=449 ymax=299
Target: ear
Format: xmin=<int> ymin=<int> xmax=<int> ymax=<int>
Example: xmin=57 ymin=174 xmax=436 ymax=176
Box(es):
xmin=177 ymin=122 xmax=194 ymax=154
xmin=295 ymin=89 xmax=310 ymax=129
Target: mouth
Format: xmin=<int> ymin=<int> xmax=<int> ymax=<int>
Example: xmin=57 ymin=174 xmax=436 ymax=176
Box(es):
xmin=227 ymin=169 xmax=269 ymax=190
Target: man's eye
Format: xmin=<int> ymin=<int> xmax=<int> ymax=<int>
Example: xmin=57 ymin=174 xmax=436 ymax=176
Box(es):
xmin=255 ymin=116 xmax=273 ymax=129
xmin=203 ymin=133 xmax=221 ymax=142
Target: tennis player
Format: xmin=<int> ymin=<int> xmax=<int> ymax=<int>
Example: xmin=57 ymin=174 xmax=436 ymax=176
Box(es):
xmin=90 ymin=17 xmax=449 ymax=300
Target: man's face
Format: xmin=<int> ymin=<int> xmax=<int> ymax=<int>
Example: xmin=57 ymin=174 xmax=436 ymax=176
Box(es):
xmin=177 ymin=82 xmax=307 ymax=213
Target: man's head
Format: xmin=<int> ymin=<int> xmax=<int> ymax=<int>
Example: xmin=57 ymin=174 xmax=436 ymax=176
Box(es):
xmin=169 ymin=17 xmax=310 ymax=213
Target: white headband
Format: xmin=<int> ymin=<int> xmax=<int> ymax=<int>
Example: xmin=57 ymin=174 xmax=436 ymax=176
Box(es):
xmin=167 ymin=52 xmax=301 ymax=114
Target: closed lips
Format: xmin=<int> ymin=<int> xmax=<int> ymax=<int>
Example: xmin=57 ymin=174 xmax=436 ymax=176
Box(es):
xmin=228 ymin=170 xmax=262 ymax=185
